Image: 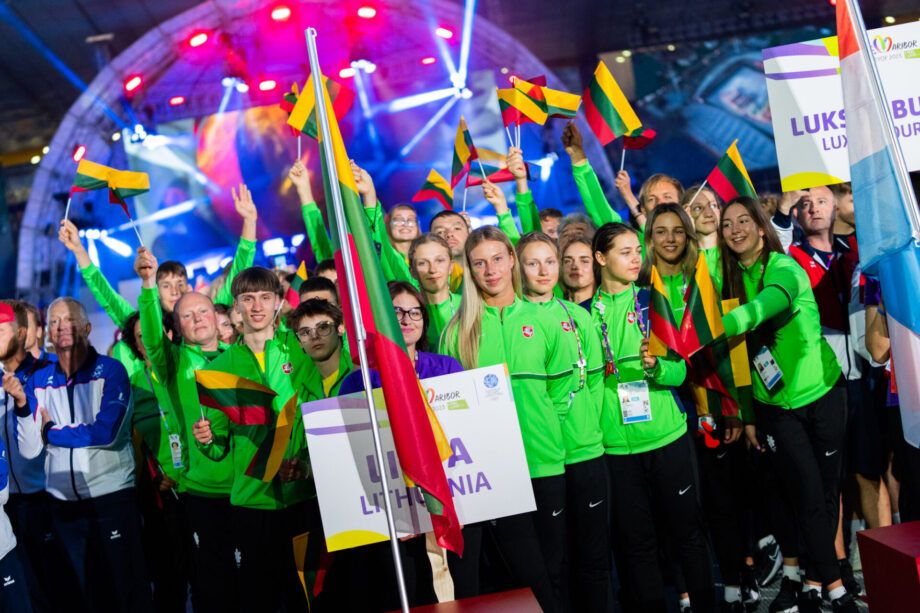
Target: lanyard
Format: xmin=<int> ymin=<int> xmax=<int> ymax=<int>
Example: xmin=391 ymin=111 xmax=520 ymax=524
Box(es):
xmin=556 ymin=299 xmax=587 ymax=401
xmin=594 ymin=286 xmax=647 ymax=380
xmin=143 ymin=369 xmax=173 ymax=436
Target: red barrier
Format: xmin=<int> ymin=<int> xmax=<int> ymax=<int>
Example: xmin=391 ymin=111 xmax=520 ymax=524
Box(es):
xmin=857 ymin=520 xmax=920 ymax=612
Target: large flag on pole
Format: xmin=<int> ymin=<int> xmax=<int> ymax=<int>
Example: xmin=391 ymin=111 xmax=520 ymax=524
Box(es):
xmin=309 ymin=73 xmax=463 ymax=553
xmin=705 ymin=140 xmax=757 ymax=202
xmin=837 ymin=0 xmax=920 ymax=448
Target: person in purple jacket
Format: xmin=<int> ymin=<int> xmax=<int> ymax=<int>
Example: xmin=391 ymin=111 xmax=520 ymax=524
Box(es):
xmin=333 ymin=281 xmax=478 ymax=610
xmin=339 ymin=280 xmax=463 ymax=394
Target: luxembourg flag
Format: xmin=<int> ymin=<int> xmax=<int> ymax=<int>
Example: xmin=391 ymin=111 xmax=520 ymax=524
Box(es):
xmin=838 ymin=0 xmax=920 ymax=447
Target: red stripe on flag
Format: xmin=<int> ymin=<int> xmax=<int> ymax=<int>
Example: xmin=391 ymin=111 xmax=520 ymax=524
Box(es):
xmin=706 ymin=168 xmax=741 ymax=203
xmin=583 ymin=96 xmax=617 ymax=146
xmin=334 ymin=236 xmax=379 ymax=369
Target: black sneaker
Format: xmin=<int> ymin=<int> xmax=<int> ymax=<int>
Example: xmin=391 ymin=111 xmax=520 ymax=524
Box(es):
xmin=741 ymin=565 xmax=762 ymax=612
xmin=796 ymin=588 xmax=822 ymax=613
xmin=838 ymin=558 xmax=861 ymax=596
xmin=755 ymin=538 xmax=783 ymax=587
xmin=830 ymin=592 xmax=859 ymax=613
xmin=768 ymin=577 xmax=801 ymax=613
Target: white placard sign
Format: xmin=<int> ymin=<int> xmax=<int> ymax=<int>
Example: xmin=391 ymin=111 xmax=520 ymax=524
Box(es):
xmin=763 ymin=20 xmax=920 ymax=191
xmin=301 ymin=364 xmax=535 ymax=552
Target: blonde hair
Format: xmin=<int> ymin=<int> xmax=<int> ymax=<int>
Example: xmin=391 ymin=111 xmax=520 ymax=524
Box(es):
xmin=443 ymin=226 xmax=521 ymax=369
xmin=638 ymin=203 xmax=699 ymax=286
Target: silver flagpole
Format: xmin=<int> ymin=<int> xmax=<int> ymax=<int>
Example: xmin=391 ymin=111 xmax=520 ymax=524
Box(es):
xmin=304 ymin=27 xmax=410 ymax=613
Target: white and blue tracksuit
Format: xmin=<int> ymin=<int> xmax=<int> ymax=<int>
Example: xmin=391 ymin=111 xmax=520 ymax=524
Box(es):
xmin=0 ymin=353 xmax=48 ymax=496
xmin=0 ymin=435 xmax=33 ymax=612
xmin=16 ymin=347 xmax=135 ymax=501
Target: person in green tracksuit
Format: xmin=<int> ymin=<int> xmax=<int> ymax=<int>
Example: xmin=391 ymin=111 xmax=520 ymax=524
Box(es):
xmin=287 ymin=298 xmax=352 ymax=403
xmin=408 ymin=233 xmax=461 ymax=348
xmin=192 ymin=267 xmax=312 ymax=613
xmin=681 ymin=184 xmax=723 ymax=291
xmin=590 ymin=222 xmax=714 ymax=612
xmin=120 ymin=309 xmax=192 ymax=612
xmin=441 ymin=226 xmax=571 ymax=613
xmin=718 ymin=197 xmax=857 ymax=613
xmin=516 ymin=231 xmax=613 ymax=611
xmin=638 ymin=203 xmax=757 ymax=611
xmin=56 ymin=184 xmax=258 ymax=377
xmin=134 ymin=247 xmax=239 ymax=613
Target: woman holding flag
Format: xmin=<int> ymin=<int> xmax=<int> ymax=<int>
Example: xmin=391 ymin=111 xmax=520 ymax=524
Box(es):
xmin=718 ymin=196 xmax=857 ymax=612
xmin=639 ymin=203 xmax=757 ymax=611
xmin=589 ymin=222 xmax=714 ymax=613
xmin=409 ymin=234 xmax=461 ymax=348
xmin=516 ymin=231 xmax=613 ymax=610
xmin=441 ymin=226 xmax=570 ymax=613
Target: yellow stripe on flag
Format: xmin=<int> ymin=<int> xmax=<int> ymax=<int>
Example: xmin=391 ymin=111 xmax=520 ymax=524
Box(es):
xmin=296 ymin=261 xmax=308 ymax=282
xmin=261 ymin=395 xmax=298 ymax=483
xmin=419 ymin=380 xmax=452 ymax=461
xmin=195 ymin=370 xmax=276 ymax=396
xmin=594 ymin=63 xmax=642 ymax=133
xmin=692 ymin=384 xmax=711 ymax=417
xmin=648 ymin=266 xmax=669 ymax=357
xmin=695 ymin=254 xmax=724 ymax=338
xmin=721 ymin=299 xmax=752 ymax=387
xmin=76 ymin=160 xmax=150 ymax=191
xmin=287 ymin=78 xmax=314 ymax=133
xmin=726 ymin=140 xmax=754 ymax=191
xmin=454 ymin=117 xmax=471 ymax=161
xmin=543 ymin=87 xmax=581 ymax=114
xmin=315 ymin=75 xmax=359 ymax=194
xmin=500 ymin=85 xmax=548 ymax=124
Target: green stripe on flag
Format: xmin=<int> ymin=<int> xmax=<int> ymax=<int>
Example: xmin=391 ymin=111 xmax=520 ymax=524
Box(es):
xmin=588 ymin=81 xmax=630 ymax=137
xmin=715 ymin=156 xmax=756 ymax=199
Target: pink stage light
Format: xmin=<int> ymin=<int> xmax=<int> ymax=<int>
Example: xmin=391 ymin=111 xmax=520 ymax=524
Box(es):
xmin=72 ymin=144 xmax=86 ymax=162
xmin=420 ymin=56 xmax=437 ymax=65
xmin=124 ymin=75 xmax=143 ymax=93
xmin=434 ymin=27 xmax=454 ymax=39
xmin=169 ymin=96 xmax=186 ymax=106
xmin=357 ymin=6 xmax=377 ymax=19
xmin=258 ymin=79 xmax=277 ymax=91
xmin=271 ymin=5 xmax=292 ymax=22
xmin=188 ymin=32 xmax=209 ymax=48
xmin=339 ymin=67 xmax=356 ymax=79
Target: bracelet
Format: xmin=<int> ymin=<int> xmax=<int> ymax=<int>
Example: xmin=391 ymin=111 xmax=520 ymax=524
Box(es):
xmin=876 ymin=307 xmax=887 ymax=318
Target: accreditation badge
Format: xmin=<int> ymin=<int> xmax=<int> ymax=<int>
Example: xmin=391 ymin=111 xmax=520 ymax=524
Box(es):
xmin=168 ymin=433 xmax=184 ymax=469
xmin=752 ymin=346 xmax=783 ymax=391
xmin=618 ymin=380 xmax=652 ymax=424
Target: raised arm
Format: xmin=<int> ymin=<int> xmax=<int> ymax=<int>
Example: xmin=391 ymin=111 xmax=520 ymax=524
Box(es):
xmin=563 ymin=123 xmax=629 ymax=228
xmin=136 ymin=248 xmax=176 ymax=384
xmin=60 ymin=219 xmax=136 ymax=328
xmin=290 ymin=161 xmax=334 ymax=263
xmin=722 ymin=262 xmax=802 ymax=337
xmin=509 ymin=147 xmax=541 ymax=235
xmin=214 ymin=184 xmax=258 ymax=306
xmin=482 ymin=179 xmax=521 ymax=245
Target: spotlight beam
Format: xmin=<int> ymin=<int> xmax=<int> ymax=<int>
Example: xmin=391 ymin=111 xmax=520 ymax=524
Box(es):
xmin=399 ymin=95 xmax=459 ymax=158
xmin=457 ymin=0 xmax=477 ymax=86
xmin=353 ymin=68 xmax=383 ymax=159
xmin=112 ymin=198 xmax=199 ymax=232
xmin=382 ymin=87 xmax=457 ymax=114
xmin=0 ymin=4 xmax=126 ymax=128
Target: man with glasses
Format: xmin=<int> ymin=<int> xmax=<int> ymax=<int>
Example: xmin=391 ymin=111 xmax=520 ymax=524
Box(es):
xmin=289 ymin=299 xmax=351 ymax=402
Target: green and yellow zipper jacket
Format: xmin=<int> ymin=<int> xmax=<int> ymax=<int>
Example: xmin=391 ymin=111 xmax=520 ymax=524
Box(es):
xmin=293 ymin=343 xmax=353 ymax=403
xmin=723 ymin=251 xmax=841 ymax=409
xmin=591 ymin=285 xmax=688 ymax=455
xmin=139 ymin=287 xmax=234 ymax=497
xmin=441 ymin=297 xmax=569 ymax=478
xmin=130 ymin=366 xmax=186 ymax=488
xmin=529 ymin=298 xmax=605 ymax=465
xmin=199 ymin=330 xmax=311 ymax=510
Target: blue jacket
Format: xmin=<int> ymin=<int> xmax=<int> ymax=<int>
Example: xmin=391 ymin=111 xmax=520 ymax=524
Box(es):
xmin=17 ymin=347 xmax=135 ymax=501
xmin=0 ymin=353 xmax=48 ymax=494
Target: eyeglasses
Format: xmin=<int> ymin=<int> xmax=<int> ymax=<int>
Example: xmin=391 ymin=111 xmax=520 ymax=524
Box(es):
xmin=690 ymin=201 xmax=719 ymax=216
xmin=295 ymin=321 xmax=336 ymax=339
xmin=394 ymin=306 xmax=423 ymax=321
xmin=390 ymin=218 xmax=417 ymax=227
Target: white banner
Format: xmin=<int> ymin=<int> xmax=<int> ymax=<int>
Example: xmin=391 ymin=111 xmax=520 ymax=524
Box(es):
xmin=301 ymin=364 xmax=536 ymax=552
xmin=763 ymin=20 xmax=920 ymax=191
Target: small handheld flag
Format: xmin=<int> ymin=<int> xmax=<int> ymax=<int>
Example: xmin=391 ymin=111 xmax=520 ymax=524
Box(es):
xmin=412 ymin=169 xmax=454 ymax=210
xmin=450 ymin=116 xmax=479 ymax=188
xmin=705 ymin=140 xmax=757 ymax=203
xmin=582 ymin=61 xmax=642 ymax=146
xmin=287 ymin=75 xmax=355 ymax=140
xmin=70 ymin=159 xmax=149 ymax=245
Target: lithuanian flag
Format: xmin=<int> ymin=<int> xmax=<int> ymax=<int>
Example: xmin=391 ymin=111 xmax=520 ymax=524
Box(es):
xmin=498 ymin=81 xmax=547 ymax=126
xmin=71 ymin=159 xmax=150 ymax=217
xmin=412 ymin=169 xmax=453 ymax=210
xmin=706 ymin=140 xmax=757 ymax=202
xmin=624 ymin=127 xmax=657 ymax=150
xmin=195 ymin=370 xmax=277 ymax=426
xmin=464 ymin=148 xmax=530 ymax=187
xmin=582 ymin=60 xmax=642 ymax=146
xmin=287 ymin=75 xmax=355 ymax=140
xmin=311 ymin=72 xmax=463 ymax=555
xmin=679 ymin=252 xmax=724 ymax=358
xmin=290 ymin=260 xmax=309 ymax=292
xmin=246 ymin=395 xmax=299 ymax=482
xmin=280 ymin=82 xmax=301 ymax=136
xmin=513 ymin=77 xmax=580 ymax=119
xmin=648 ymin=265 xmax=684 ymax=359
xmin=688 ymin=298 xmax=752 ymax=430
xmin=450 ymin=116 xmax=478 ymax=188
